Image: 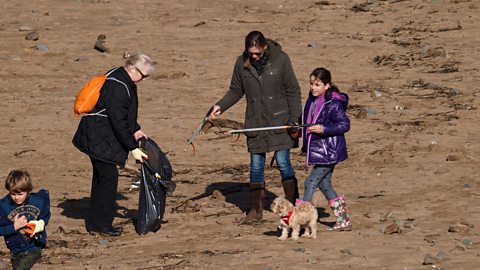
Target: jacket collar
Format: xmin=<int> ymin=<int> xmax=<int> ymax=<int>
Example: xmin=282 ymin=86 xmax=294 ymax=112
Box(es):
xmin=110 ymin=67 xmax=137 ymax=91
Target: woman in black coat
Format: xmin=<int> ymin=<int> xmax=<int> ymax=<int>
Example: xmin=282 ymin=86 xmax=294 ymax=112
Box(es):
xmin=73 ymin=52 xmax=152 ymax=236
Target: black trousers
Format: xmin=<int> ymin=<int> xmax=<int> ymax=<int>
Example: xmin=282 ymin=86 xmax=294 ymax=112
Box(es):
xmin=88 ymin=157 xmax=119 ymax=228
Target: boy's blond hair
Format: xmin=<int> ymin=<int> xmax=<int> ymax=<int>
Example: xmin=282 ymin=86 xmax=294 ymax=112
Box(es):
xmin=5 ymin=170 xmax=33 ymax=193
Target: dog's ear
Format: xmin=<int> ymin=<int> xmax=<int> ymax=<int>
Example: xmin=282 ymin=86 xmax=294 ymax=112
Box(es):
xmin=270 ymin=198 xmax=279 ymax=212
xmin=270 ymin=202 xmax=275 ymax=212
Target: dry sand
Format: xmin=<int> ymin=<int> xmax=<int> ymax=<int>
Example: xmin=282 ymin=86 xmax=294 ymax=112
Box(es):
xmin=0 ymin=0 xmax=479 ymax=269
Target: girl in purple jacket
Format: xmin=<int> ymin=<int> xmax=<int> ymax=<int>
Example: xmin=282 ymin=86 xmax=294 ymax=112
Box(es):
xmin=298 ymin=67 xmax=352 ymax=231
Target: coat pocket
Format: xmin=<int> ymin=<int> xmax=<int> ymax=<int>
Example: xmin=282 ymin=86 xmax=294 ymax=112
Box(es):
xmin=244 ymin=115 xmax=259 ymax=138
xmin=271 ymin=108 xmax=288 ymax=134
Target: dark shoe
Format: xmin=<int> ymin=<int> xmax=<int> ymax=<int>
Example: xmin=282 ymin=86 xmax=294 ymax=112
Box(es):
xmin=88 ymin=225 xmax=122 ymax=237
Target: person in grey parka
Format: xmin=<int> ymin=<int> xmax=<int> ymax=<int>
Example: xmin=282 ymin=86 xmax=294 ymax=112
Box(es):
xmin=209 ymin=31 xmax=302 ymax=224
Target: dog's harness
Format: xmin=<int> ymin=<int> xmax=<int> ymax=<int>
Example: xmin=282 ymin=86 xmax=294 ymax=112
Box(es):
xmin=281 ymin=209 xmax=295 ymax=225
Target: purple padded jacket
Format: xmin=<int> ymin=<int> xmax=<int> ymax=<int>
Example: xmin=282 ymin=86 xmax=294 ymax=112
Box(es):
xmin=301 ymin=90 xmax=350 ymax=165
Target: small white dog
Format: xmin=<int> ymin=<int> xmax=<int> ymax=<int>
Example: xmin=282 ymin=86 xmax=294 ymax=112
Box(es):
xmin=270 ymin=197 xmax=318 ymax=241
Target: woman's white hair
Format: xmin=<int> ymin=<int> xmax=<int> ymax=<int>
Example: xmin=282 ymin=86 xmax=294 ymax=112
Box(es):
xmin=123 ymin=51 xmax=154 ymax=73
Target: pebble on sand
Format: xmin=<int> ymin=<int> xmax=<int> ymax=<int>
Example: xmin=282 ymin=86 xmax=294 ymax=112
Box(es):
xmin=25 ymin=31 xmax=39 ymax=41
xmin=423 ymin=253 xmax=441 ymax=265
xmin=381 ymin=222 xmax=400 ymax=234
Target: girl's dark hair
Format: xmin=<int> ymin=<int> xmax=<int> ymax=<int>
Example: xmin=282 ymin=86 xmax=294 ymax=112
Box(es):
xmin=245 ymin=31 xmax=267 ymax=51
xmin=310 ymin=67 xmax=340 ymax=93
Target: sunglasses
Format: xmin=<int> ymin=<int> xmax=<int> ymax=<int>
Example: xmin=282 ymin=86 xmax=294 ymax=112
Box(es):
xmin=248 ymin=50 xmax=265 ymax=58
xmin=135 ymin=66 xmax=149 ymax=80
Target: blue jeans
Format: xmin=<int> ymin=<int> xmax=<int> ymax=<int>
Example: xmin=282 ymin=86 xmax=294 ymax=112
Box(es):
xmin=303 ymin=165 xmax=338 ymax=201
xmin=250 ymin=149 xmax=295 ymax=183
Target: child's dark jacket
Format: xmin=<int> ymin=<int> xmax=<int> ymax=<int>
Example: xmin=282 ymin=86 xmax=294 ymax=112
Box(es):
xmin=0 ymin=189 xmax=50 ymax=254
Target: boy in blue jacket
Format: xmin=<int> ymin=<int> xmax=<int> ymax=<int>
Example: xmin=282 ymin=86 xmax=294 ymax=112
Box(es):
xmin=0 ymin=170 xmax=50 ymax=270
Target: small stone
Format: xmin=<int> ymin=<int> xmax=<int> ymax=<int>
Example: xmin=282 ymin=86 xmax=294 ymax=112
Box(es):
xmin=380 ymin=211 xmax=394 ymax=222
xmin=25 ymin=31 xmax=39 ymax=41
xmin=448 ymin=223 xmax=470 ymax=233
xmin=293 ymin=247 xmax=305 ymax=253
xmin=365 ymin=107 xmax=378 ymax=116
xmin=461 ymin=239 xmax=473 ymax=247
xmin=315 ymin=1 xmax=330 ymax=5
xmin=9 ymin=118 xmax=16 ymax=123
xmin=19 ymin=26 xmax=34 ymax=31
xmin=436 ymin=251 xmax=448 ymax=261
xmin=202 ymin=250 xmax=214 ymax=256
xmin=99 ymin=239 xmax=109 ymax=245
xmin=424 ymin=233 xmax=440 ymax=244
xmin=397 ymin=218 xmax=416 ymax=229
xmin=463 ymin=183 xmax=472 ymax=189
xmin=307 ymin=258 xmax=318 ymax=264
xmin=308 ymin=42 xmax=320 ymax=48
xmin=423 ymin=253 xmax=441 ymax=265
xmin=33 ymin=44 xmax=49 ymax=51
xmin=74 ymin=57 xmax=89 ymax=62
xmin=381 ymin=222 xmax=400 ymax=234
xmin=340 ymin=249 xmax=352 ymax=256
xmin=445 ymin=154 xmax=459 ymax=161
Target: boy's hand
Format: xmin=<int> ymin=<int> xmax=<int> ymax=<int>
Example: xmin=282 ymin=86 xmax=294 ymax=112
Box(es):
xmin=13 ymin=214 xmax=28 ymax=231
xmin=24 ymin=220 xmax=45 ymax=238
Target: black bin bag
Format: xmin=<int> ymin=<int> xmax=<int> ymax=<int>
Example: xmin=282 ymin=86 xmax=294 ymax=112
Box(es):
xmin=134 ymin=137 xmax=176 ymax=235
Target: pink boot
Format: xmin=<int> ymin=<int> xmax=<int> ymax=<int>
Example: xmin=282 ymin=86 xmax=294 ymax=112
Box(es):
xmin=295 ymin=199 xmax=307 ymax=206
xmin=328 ymin=195 xmax=352 ymax=231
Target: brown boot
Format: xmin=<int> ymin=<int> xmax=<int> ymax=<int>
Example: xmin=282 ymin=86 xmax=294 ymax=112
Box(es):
xmin=242 ymin=182 xmax=265 ymax=224
xmin=281 ymin=178 xmax=299 ymax=205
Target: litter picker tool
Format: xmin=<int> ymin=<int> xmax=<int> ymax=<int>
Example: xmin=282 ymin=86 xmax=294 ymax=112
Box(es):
xmin=228 ymin=123 xmax=316 ymax=134
xmin=186 ymin=107 xmax=214 ymax=156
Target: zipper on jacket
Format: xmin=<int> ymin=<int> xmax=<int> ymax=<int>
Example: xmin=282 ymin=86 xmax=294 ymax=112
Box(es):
xmin=306 ymin=100 xmax=331 ymax=165
xmin=273 ymin=109 xmax=288 ymax=116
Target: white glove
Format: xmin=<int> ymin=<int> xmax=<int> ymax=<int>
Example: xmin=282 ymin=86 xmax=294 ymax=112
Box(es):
xmin=27 ymin=219 xmax=45 ymax=235
xmin=131 ymin=148 xmax=148 ymax=163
